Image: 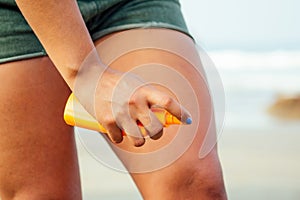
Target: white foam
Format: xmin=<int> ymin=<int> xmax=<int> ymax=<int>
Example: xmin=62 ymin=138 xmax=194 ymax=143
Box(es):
xmin=207 ymin=50 xmax=300 ymax=70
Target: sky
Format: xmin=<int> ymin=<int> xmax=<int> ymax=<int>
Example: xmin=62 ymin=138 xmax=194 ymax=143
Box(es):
xmin=181 ymin=0 xmax=300 ymax=51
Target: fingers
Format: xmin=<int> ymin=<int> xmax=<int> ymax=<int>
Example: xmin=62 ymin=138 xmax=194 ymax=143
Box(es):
xmin=117 ymin=115 xmax=146 ymax=147
xmin=100 ymin=116 xmax=123 ymax=144
xmin=97 ymin=82 xmax=191 ymax=147
xmin=100 ymin=106 xmax=164 ymax=146
xmin=136 ymin=108 xmax=164 ymax=140
xmin=147 ymin=90 xmax=192 ymax=125
xmin=100 ymin=114 xmax=146 ymax=147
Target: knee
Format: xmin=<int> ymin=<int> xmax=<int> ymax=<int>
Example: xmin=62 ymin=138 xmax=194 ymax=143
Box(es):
xmin=177 ymin=167 xmax=227 ymax=199
xmin=168 ymin=150 xmax=227 ymax=199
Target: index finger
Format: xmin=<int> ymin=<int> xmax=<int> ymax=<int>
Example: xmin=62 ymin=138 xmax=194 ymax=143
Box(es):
xmin=147 ymin=90 xmax=192 ymax=125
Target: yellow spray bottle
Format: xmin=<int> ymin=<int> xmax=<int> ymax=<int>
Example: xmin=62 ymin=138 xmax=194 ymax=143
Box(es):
xmin=63 ymin=93 xmax=188 ymax=136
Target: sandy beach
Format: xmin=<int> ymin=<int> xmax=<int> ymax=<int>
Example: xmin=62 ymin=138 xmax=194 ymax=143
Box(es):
xmin=219 ymin=129 xmax=300 ymax=200
xmin=76 ymin=125 xmax=300 ymax=200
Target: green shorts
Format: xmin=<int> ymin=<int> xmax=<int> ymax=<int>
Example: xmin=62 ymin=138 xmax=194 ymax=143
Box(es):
xmin=0 ymin=0 xmax=191 ymax=63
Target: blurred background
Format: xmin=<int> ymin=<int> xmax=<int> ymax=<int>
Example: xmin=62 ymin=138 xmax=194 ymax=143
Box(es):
xmin=186 ymin=0 xmax=300 ymax=199
xmin=77 ymin=0 xmax=300 ymax=199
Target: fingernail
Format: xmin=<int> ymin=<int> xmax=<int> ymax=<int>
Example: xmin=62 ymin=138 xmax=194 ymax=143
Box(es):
xmin=134 ymin=138 xmax=145 ymax=147
xmin=150 ymin=129 xmax=163 ymax=140
xmin=185 ymin=117 xmax=192 ymax=125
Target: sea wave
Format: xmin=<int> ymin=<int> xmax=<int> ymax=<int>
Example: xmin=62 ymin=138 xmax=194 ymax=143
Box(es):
xmin=207 ymin=50 xmax=300 ymax=70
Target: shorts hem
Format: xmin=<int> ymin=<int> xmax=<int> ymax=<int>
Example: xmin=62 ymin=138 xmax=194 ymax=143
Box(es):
xmin=91 ymin=22 xmax=194 ymax=42
xmin=0 ymin=23 xmax=193 ymax=64
xmin=0 ymin=51 xmax=47 ymax=64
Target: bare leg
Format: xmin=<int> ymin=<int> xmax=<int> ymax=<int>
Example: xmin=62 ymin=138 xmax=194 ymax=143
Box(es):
xmin=95 ymin=29 xmax=227 ymax=199
xmin=0 ymin=57 xmax=82 ymax=200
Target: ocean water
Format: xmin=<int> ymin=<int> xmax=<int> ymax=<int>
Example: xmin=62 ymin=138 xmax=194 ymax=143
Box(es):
xmin=77 ymin=50 xmax=300 ymax=199
xmin=210 ymin=51 xmax=300 ymax=200
xmin=209 ymin=51 xmax=300 ymax=131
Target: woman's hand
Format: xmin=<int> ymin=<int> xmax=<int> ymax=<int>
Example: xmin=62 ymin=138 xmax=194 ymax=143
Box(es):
xmin=92 ymin=68 xmax=191 ymax=147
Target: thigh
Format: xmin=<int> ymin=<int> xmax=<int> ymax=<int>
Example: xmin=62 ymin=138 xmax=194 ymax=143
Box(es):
xmin=0 ymin=57 xmax=81 ymax=200
xmin=95 ymin=29 xmax=226 ymax=199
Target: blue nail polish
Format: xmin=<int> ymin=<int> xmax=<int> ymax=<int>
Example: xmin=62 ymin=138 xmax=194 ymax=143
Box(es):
xmin=186 ymin=117 xmax=192 ymax=124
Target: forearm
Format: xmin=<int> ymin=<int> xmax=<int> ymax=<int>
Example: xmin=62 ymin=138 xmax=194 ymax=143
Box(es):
xmin=15 ymin=0 xmax=99 ymax=89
